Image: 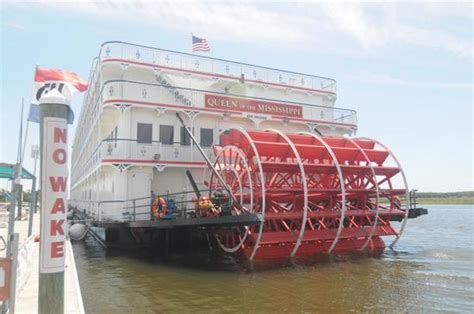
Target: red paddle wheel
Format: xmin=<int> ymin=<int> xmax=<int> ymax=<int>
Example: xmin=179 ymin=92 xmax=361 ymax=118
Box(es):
xmin=208 ymin=128 xmax=409 ymax=261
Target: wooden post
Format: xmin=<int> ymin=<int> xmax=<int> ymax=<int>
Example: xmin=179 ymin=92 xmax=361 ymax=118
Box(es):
xmin=38 ymin=90 xmax=69 ymax=314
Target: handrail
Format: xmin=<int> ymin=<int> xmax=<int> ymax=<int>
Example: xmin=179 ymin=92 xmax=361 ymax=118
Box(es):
xmin=71 ymin=138 xmax=213 ymax=189
xmin=70 ymin=188 xmax=231 ymax=222
xmin=99 ymin=41 xmax=337 ymax=91
xmin=103 ymin=79 xmax=356 ymax=115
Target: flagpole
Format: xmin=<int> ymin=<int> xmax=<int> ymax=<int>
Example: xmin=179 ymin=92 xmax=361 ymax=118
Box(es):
xmin=21 ymin=65 xmax=38 ymax=165
xmin=15 ymin=99 xmax=25 ymax=219
xmin=21 ymin=110 xmax=29 ymax=165
xmin=17 ymin=99 xmax=24 ymax=166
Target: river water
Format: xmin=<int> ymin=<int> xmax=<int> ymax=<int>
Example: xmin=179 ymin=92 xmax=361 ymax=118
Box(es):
xmin=72 ymin=205 xmax=474 ymax=313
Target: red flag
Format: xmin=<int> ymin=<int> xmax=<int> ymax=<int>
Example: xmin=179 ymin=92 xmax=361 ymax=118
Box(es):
xmin=35 ymin=67 xmax=88 ymax=92
xmin=28 ymin=67 xmax=87 ymax=124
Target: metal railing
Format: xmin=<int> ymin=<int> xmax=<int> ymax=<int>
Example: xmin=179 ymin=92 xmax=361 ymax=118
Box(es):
xmin=99 ymin=41 xmax=337 ymax=93
xmin=103 ymin=80 xmax=357 ymax=126
xmin=100 ymin=41 xmax=337 ymax=94
xmin=71 ymin=138 xmax=212 ymax=187
xmin=100 ymin=138 xmax=212 ymax=161
xmin=70 ymin=189 xmax=231 ymax=222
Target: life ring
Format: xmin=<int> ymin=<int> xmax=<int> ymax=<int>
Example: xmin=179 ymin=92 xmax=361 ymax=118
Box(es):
xmin=152 ymin=197 xmax=168 ymax=219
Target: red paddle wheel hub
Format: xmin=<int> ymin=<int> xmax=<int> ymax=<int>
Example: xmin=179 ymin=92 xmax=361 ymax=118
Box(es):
xmin=208 ymin=129 xmax=410 ymax=261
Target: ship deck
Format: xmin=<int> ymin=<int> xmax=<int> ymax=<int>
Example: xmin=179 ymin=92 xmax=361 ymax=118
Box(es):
xmin=92 ymin=213 xmax=263 ymax=229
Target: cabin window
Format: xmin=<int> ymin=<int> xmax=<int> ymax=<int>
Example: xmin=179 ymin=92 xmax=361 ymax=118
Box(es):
xmin=180 ymin=127 xmax=192 ymax=146
xmin=160 ymin=125 xmax=174 ymax=145
xmin=137 ymin=123 xmax=153 ymax=144
xmin=200 ymin=128 xmax=213 ymax=147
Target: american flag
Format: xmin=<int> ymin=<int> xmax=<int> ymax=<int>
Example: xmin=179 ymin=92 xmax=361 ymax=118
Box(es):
xmin=192 ymin=35 xmax=210 ymax=52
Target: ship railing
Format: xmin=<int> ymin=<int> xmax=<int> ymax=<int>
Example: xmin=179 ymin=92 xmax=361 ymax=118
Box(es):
xmin=102 ymin=80 xmax=357 ymax=126
xmin=70 ymin=189 xmax=231 ymax=222
xmin=71 ymin=57 xmax=101 ymax=164
xmin=71 ymin=138 xmax=213 ymax=190
xmin=99 ymin=138 xmax=212 ymax=162
xmin=99 ymin=41 xmax=337 ymax=94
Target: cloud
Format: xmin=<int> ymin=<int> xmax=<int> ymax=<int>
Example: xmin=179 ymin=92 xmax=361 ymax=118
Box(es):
xmin=319 ymin=2 xmax=473 ymax=60
xmin=1 ymin=21 xmax=26 ymax=31
xmin=3 ymin=0 xmax=473 ymax=60
xmin=348 ymin=71 xmax=473 ymax=89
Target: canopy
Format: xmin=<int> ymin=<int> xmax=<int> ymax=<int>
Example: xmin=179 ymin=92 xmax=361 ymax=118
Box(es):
xmin=0 ymin=162 xmax=35 ymax=180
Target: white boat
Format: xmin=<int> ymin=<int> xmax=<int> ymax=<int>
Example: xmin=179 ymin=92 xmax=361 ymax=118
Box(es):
xmin=70 ymin=41 xmax=356 ymax=223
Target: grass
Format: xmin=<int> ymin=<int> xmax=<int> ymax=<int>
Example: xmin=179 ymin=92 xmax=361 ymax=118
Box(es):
xmin=378 ymin=191 xmax=474 ymax=205
xmin=413 ymin=191 xmax=473 ymax=205
xmin=414 ymin=197 xmax=474 ymax=205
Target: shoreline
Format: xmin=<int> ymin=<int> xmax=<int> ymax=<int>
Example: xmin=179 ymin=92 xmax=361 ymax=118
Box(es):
xmin=415 ymin=198 xmax=473 ymax=205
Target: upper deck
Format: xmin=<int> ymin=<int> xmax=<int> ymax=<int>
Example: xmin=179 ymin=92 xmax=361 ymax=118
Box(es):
xmin=99 ymin=41 xmax=337 ymax=95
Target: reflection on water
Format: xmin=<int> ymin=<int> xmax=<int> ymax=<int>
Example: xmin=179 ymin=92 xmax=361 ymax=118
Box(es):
xmin=72 ymin=205 xmax=474 ymax=313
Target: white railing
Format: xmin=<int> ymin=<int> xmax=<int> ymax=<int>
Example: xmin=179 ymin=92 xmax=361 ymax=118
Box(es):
xmin=71 ymin=138 xmax=211 ymax=189
xmin=72 ymin=57 xmax=101 ymax=166
xmin=103 ymin=80 xmax=357 ymax=126
xmin=100 ymin=41 xmax=337 ymax=94
xmin=100 ymin=139 xmax=211 ymax=162
xmin=71 ymin=198 xmax=152 ymax=222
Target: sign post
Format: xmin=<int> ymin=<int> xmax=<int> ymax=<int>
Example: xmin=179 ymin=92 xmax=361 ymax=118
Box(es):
xmin=38 ymin=89 xmax=69 ymax=314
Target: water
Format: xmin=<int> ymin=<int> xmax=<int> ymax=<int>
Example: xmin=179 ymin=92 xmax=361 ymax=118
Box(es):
xmin=72 ymin=205 xmax=474 ymax=313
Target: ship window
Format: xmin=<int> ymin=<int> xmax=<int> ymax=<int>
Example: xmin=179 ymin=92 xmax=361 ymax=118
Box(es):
xmin=137 ymin=123 xmax=153 ymax=144
xmin=180 ymin=127 xmax=192 ymax=146
xmin=200 ymin=128 xmax=213 ymax=147
xmin=160 ymin=125 xmax=174 ymax=145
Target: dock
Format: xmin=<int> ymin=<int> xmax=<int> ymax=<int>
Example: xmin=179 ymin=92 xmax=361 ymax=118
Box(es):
xmin=0 ymin=211 xmax=85 ymax=313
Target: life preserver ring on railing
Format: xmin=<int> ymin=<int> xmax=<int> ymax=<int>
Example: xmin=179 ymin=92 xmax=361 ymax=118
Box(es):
xmin=152 ymin=197 xmax=168 ymax=219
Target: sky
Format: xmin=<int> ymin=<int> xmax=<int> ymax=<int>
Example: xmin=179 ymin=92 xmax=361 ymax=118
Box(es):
xmin=1 ymin=0 xmax=473 ymax=192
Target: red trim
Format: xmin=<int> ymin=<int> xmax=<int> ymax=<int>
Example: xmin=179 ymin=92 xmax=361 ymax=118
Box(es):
xmin=103 ymin=159 xmax=206 ymax=166
xmin=102 ymin=58 xmax=336 ymax=95
xmin=104 ymin=99 xmax=356 ymax=128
